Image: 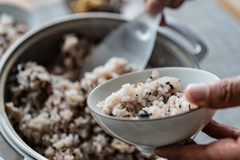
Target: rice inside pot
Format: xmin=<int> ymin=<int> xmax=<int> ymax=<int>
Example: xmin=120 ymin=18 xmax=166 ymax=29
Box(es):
xmin=0 ymin=12 xmax=28 ymax=58
xmin=6 ymin=34 xmax=157 ymax=160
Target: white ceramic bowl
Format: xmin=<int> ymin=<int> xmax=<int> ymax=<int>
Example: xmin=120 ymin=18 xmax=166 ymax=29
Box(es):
xmin=88 ymin=67 xmax=220 ymax=154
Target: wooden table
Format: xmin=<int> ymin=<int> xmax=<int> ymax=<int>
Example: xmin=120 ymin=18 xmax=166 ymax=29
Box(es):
xmin=216 ymin=0 xmax=240 ymax=22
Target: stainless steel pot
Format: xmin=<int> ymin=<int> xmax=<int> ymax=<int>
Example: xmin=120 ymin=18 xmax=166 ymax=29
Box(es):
xmin=0 ymin=13 xmax=207 ymax=160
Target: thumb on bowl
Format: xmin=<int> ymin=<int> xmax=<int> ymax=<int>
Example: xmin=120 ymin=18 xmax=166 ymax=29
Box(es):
xmin=184 ymin=75 xmax=240 ymax=109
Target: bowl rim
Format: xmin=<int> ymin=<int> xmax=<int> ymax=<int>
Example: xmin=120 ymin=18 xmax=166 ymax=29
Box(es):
xmin=87 ymin=67 xmax=221 ymax=122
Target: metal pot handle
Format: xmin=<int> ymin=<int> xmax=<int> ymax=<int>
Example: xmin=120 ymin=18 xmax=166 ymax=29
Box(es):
xmin=165 ymin=21 xmax=207 ymax=61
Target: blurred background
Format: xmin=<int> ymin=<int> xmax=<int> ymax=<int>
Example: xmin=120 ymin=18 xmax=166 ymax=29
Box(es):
xmin=0 ymin=0 xmax=240 ymax=159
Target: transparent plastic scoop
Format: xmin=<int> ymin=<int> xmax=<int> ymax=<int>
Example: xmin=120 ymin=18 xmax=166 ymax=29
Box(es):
xmin=80 ymin=11 xmax=162 ymax=77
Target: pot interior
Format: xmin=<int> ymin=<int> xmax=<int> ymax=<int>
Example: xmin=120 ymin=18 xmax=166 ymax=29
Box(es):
xmin=12 ymin=16 xmax=199 ymax=68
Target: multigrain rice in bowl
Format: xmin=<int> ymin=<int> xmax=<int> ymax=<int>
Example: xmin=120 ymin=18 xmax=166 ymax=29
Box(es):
xmin=98 ymin=70 xmax=198 ymax=119
xmin=5 ymin=34 xmax=157 ymax=160
xmin=87 ymin=67 xmax=219 ymax=154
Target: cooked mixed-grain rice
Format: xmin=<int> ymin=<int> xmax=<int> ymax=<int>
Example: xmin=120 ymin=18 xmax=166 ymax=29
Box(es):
xmin=0 ymin=12 xmax=28 ymax=58
xmin=6 ymin=34 xmax=156 ymax=160
xmin=98 ymin=70 xmax=198 ymax=119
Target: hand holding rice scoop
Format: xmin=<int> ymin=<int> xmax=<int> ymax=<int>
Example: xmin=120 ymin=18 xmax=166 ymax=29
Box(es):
xmin=98 ymin=70 xmax=198 ymax=119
